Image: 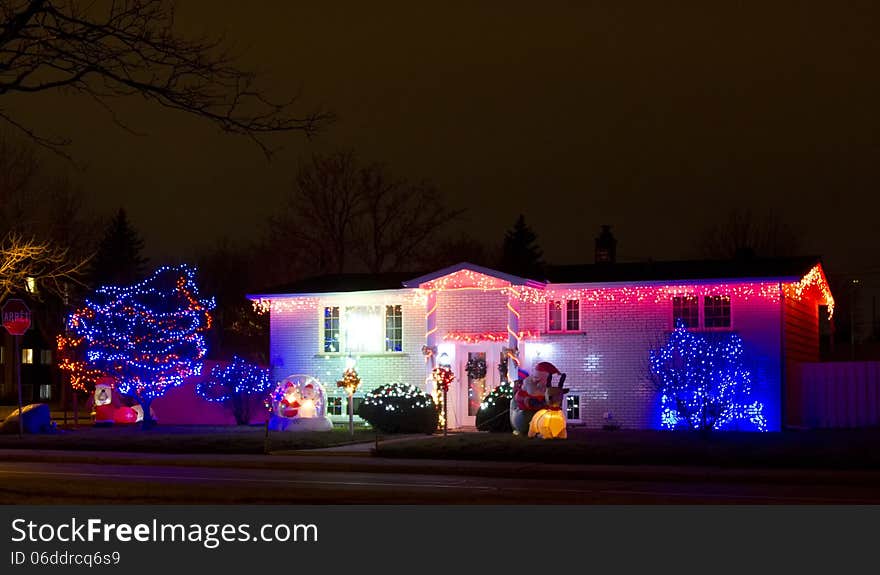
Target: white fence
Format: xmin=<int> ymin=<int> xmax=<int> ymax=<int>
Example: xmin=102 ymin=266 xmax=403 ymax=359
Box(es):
xmin=800 ymin=362 xmax=880 ymax=428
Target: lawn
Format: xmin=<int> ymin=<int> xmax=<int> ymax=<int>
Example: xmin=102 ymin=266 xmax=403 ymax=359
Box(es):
xmin=375 ymin=428 xmax=880 ymax=470
xmin=0 ymin=425 xmax=378 ymax=454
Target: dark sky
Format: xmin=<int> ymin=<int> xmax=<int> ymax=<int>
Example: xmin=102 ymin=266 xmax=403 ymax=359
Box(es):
xmin=7 ymin=1 xmax=880 ymax=277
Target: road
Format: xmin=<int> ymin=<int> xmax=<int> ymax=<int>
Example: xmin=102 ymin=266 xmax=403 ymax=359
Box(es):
xmin=2 ymin=460 xmax=879 ymax=504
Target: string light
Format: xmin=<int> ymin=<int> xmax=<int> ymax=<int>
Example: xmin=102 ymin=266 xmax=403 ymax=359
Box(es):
xmin=196 ymin=356 xmax=271 ymax=404
xmin=782 ymin=264 xmax=835 ymax=318
xmin=60 ymin=265 xmax=214 ymax=405
xmin=650 ymin=320 xmax=767 ymax=431
xmin=441 ymin=330 xmax=539 ymax=344
xmin=336 ymin=367 xmax=362 ymax=396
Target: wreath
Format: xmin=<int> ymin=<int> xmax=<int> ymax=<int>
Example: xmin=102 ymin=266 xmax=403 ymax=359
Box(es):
xmin=465 ymin=357 xmax=487 ymax=380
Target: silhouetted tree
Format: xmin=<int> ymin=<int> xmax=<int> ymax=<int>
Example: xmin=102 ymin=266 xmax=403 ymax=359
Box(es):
xmin=90 ymin=208 xmax=147 ymax=287
xmin=197 ymin=238 xmax=267 ymax=361
xmin=269 ymin=151 xmax=463 ymax=276
xmin=423 ymin=234 xmax=494 ymax=270
xmin=501 ymin=215 xmax=544 ymax=278
xmin=0 ymin=0 xmax=330 ymax=157
xmin=700 ymin=208 xmax=799 ymax=260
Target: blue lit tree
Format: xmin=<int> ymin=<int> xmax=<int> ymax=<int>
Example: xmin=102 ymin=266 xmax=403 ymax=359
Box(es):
xmin=66 ymin=265 xmax=214 ymax=427
xmin=196 ymin=356 xmax=271 ymax=425
xmin=649 ymin=321 xmax=766 ymax=432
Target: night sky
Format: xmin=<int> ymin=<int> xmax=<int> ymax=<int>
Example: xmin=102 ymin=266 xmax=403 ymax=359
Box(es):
xmin=7 ymin=1 xmax=880 ymax=278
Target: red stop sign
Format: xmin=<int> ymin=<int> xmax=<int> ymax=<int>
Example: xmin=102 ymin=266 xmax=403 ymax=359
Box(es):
xmin=2 ymin=298 xmax=31 ymax=336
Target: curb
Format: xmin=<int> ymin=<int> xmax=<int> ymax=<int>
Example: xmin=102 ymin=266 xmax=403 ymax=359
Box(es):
xmin=1 ymin=448 xmax=879 ymax=487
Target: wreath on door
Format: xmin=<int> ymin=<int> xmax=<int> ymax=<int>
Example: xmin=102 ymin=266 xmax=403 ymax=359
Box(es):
xmin=465 ymin=357 xmax=487 ymax=380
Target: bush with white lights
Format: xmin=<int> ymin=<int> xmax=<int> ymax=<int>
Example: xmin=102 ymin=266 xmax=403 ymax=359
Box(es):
xmin=476 ymin=381 xmax=514 ymax=432
xmin=357 ymin=382 xmax=438 ymax=434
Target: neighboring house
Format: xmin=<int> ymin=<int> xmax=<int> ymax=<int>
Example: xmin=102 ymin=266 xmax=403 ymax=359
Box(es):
xmin=248 ymin=257 xmax=834 ymax=431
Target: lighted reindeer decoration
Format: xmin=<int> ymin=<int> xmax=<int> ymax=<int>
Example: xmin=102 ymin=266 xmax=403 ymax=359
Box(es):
xmin=527 ymin=371 xmax=569 ymax=439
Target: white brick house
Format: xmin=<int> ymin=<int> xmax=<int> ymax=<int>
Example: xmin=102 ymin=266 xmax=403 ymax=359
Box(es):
xmin=248 ymin=258 xmax=834 ymax=431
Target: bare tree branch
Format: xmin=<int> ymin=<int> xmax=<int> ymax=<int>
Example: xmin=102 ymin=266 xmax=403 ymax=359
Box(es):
xmin=0 ymin=0 xmax=331 ymax=158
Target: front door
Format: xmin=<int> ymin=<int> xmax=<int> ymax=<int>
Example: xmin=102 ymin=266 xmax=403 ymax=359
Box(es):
xmin=456 ymin=344 xmax=502 ymax=427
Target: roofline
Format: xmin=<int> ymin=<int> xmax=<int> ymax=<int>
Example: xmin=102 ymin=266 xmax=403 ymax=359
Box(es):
xmin=544 ymin=274 xmax=805 ymax=289
xmin=402 ymin=262 xmax=546 ymax=288
xmin=246 ymin=287 xmax=415 ymax=300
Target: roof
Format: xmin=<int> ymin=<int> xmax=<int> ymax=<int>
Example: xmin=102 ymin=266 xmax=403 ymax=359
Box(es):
xmin=402 ymin=262 xmax=545 ymax=288
xmin=249 ymin=256 xmax=825 ymax=297
xmin=544 ymin=256 xmax=823 ymax=284
xmin=251 ymin=272 xmax=420 ymax=296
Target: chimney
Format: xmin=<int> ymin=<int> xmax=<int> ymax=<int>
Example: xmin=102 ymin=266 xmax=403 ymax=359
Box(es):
xmin=595 ymin=225 xmax=617 ymax=264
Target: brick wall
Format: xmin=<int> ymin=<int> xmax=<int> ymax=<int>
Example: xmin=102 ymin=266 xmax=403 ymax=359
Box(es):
xmin=269 ymin=292 xmax=428 ymax=413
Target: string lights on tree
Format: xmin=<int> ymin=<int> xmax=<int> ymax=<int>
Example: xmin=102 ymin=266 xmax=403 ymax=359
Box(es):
xmin=196 ymin=356 xmax=271 ymax=425
xmin=63 ymin=265 xmax=214 ymax=428
xmin=649 ymin=320 xmax=767 ymax=432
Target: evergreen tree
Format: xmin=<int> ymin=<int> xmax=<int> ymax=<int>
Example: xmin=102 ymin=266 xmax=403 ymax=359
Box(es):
xmin=500 ymin=215 xmax=545 ymax=278
xmin=90 ymin=208 xmax=148 ymax=287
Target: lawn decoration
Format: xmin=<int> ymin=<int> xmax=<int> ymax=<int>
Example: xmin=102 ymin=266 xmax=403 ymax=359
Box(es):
xmin=527 ymin=372 xmax=569 ymax=439
xmin=91 ymin=376 xmax=150 ymax=426
xmin=336 ymin=367 xmax=362 ymax=437
xmin=510 ymin=361 xmax=567 ymax=436
xmin=266 ymin=375 xmax=333 ymax=431
xmin=432 ymin=365 xmax=455 ymax=435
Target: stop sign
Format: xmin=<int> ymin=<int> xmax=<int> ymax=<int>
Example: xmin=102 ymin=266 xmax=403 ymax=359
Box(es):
xmin=2 ymin=298 xmax=31 ymax=336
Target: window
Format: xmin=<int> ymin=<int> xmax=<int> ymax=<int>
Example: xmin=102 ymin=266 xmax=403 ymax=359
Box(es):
xmin=673 ymin=295 xmax=700 ymax=328
xmin=704 ymin=295 xmax=731 ymax=328
xmin=21 ymin=348 xmax=33 ymax=364
xmin=566 ymin=395 xmax=580 ymax=421
xmin=40 ymin=350 xmax=52 ymax=365
xmin=566 ymin=300 xmax=580 ymax=331
xmin=385 ymin=305 xmax=403 ymax=352
xmin=0 ymin=346 xmax=4 ymax=364
xmin=548 ymin=300 xmax=580 ymax=332
xmin=39 ymin=384 xmax=51 ymax=400
xmin=323 ymin=307 xmax=340 ymax=353
xmin=25 ymin=276 xmax=37 ymax=294
xmin=326 ymin=396 xmax=344 ymax=416
xmin=322 ymin=305 xmax=404 ymax=353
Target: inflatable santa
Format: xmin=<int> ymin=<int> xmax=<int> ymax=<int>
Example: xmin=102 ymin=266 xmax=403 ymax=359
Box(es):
xmin=509 ymin=361 xmax=564 ymax=435
xmin=267 ymin=375 xmax=334 ymax=432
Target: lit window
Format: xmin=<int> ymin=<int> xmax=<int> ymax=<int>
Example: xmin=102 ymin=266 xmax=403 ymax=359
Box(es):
xmin=704 ymin=295 xmax=731 ymax=328
xmin=326 ymin=396 xmax=344 ymax=416
xmin=0 ymin=346 xmax=4 ymax=364
xmin=39 ymin=384 xmax=51 ymax=400
xmin=566 ymin=395 xmax=580 ymax=420
xmin=25 ymin=276 xmax=36 ymax=294
xmin=322 ymin=305 xmax=404 ymax=353
xmin=21 ymin=348 xmax=33 ymax=364
xmin=673 ymin=295 xmax=700 ymax=328
xmin=385 ymin=305 xmax=403 ymax=352
xmin=548 ymin=300 xmax=580 ymax=332
xmin=323 ymin=307 xmax=340 ymax=353
xmin=40 ymin=350 xmax=52 ymax=365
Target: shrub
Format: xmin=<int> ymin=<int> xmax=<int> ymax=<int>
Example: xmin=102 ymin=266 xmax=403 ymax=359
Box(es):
xmin=357 ymin=382 xmax=438 ymax=434
xmin=476 ymin=382 xmax=514 ymax=432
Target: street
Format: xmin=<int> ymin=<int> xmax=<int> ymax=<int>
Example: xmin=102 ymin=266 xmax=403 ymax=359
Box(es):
xmin=2 ymin=458 xmax=879 ymax=504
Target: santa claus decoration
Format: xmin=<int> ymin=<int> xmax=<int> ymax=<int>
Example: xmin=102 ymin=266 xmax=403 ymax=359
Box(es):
xmin=509 ymin=361 xmax=568 ymax=437
xmin=267 ymin=375 xmax=334 ymax=431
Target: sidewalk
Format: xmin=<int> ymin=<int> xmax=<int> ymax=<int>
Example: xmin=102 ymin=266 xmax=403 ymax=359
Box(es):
xmin=2 ymin=447 xmax=879 ymax=487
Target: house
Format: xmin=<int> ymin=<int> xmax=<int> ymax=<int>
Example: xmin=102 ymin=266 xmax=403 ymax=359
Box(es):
xmin=248 ymin=257 xmax=834 ymax=431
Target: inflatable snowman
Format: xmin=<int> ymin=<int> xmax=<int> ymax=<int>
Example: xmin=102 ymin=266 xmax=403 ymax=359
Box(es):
xmin=267 ymin=375 xmax=334 ymax=431
xmin=509 ymin=361 xmax=562 ymax=435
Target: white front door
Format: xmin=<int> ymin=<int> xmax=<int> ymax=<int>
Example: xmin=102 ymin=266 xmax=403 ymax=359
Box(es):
xmin=455 ymin=344 xmax=502 ymax=427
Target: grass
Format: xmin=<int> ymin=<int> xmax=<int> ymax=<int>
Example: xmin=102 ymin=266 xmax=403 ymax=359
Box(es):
xmin=375 ymin=428 xmax=880 ymax=470
xmin=0 ymin=424 xmax=378 ymax=454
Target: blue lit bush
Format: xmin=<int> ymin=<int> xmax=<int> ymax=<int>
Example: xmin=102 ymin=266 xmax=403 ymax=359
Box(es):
xmin=356 ymin=382 xmax=438 ymax=434
xmin=476 ymin=381 xmax=513 ymax=432
xmin=649 ymin=321 xmax=766 ymax=432
xmin=196 ymin=356 xmax=271 ymax=425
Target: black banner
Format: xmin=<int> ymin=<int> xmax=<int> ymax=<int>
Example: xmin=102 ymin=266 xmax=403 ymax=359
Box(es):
xmin=0 ymin=506 xmax=873 ymax=573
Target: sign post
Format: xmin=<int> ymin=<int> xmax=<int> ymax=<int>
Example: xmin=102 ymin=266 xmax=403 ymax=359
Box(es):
xmin=2 ymin=299 xmax=32 ymax=438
